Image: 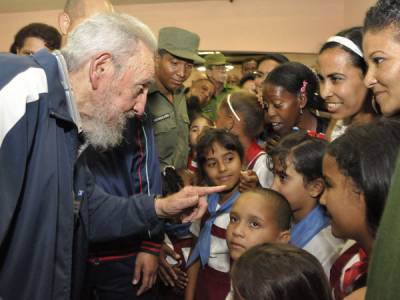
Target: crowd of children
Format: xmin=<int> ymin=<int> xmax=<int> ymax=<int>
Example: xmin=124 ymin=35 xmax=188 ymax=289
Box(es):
xmin=156 ymin=1 xmax=400 ymax=299
xmin=7 ymin=0 xmax=400 ymax=299
xmin=157 ymin=0 xmax=400 ymax=297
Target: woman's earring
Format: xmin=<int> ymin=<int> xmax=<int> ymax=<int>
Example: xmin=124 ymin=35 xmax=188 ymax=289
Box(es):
xmin=372 ymin=96 xmax=380 ymax=114
xmin=300 ymin=107 xmax=303 ymax=115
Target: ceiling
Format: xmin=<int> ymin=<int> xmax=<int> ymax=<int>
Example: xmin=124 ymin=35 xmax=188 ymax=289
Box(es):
xmin=0 ymin=0 xmax=220 ymax=13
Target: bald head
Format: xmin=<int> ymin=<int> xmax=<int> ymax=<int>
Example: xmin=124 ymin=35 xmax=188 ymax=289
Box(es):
xmin=59 ymin=0 xmax=114 ymax=39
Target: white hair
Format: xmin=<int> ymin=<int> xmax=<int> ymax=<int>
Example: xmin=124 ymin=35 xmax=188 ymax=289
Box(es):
xmin=61 ymin=12 xmax=156 ymax=71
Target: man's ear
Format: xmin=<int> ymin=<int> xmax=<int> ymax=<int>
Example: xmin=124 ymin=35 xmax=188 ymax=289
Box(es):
xmin=58 ymin=12 xmax=71 ymax=35
xmin=277 ymin=230 xmax=290 ymax=243
xmin=89 ymin=52 xmax=113 ymax=90
xmin=307 ymin=178 xmax=324 ymax=198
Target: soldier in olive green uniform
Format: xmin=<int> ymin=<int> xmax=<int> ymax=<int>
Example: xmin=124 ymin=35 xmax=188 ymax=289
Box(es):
xmin=201 ymin=53 xmax=237 ymax=122
xmin=147 ymin=27 xmax=204 ymax=170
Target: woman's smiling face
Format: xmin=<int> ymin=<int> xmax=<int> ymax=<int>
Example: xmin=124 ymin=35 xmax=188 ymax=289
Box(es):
xmin=317 ymin=47 xmax=368 ymax=120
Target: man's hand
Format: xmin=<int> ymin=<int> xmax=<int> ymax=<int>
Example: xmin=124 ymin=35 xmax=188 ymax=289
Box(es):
xmin=132 ymin=252 xmax=159 ymax=296
xmin=154 ymin=185 xmax=225 ymax=222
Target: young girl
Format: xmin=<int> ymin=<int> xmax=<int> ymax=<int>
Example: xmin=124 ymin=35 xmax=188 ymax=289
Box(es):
xmin=185 ymin=128 xmax=244 ymax=300
xmin=321 ymin=118 xmax=400 ymax=299
xmin=262 ymin=62 xmax=328 ymax=150
xmin=231 ymin=243 xmax=333 ymax=300
xmin=225 ymin=187 xmax=292 ymax=300
xmin=188 ymin=114 xmax=214 ymax=174
xmin=216 ymin=90 xmax=273 ymax=188
xmin=317 ymin=26 xmax=377 ymax=140
xmin=270 ymin=131 xmax=343 ymax=276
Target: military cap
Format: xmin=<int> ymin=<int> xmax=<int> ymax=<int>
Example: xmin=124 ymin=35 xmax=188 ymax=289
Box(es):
xmin=158 ymin=27 xmax=204 ymax=63
xmin=204 ymin=53 xmax=227 ymax=67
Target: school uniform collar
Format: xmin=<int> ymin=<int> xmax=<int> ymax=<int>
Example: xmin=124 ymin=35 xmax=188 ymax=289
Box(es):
xmin=290 ymin=204 xmax=330 ymax=248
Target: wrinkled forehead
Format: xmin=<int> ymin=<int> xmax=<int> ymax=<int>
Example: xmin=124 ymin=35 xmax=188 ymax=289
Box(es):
xmin=130 ymin=42 xmax=155 ymax=76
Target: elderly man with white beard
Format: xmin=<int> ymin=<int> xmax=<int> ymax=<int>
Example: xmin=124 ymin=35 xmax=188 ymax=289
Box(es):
xmin=0 ymin=13 xmax=223 ymax=300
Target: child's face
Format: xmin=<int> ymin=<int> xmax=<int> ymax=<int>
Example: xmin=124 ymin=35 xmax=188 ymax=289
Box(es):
xmin=271 ymin=155 xmax=313 ymax=219
xmin=263 ymin=83 xmax=302 ymax=136
xmin=226 ymin=192 xmax=289 ymax=261
xmin=189 ymin=80 xmax=215 ymax=106
xmin=189 ymin=117 xmax=212 ymax=147
xmin=203 ymin=141 xmax=242 ymax=191
xmin=320 ymin=154 xmax=367 ymax=240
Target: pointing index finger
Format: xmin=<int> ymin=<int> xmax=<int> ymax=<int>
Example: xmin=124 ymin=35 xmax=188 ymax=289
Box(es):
xmin=195 ymin=185 xmax=226 ymax=196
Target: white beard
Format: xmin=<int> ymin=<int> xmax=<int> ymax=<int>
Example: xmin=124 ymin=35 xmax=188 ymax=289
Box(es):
xmin=80 ymin=89 xmax=135 ymax=150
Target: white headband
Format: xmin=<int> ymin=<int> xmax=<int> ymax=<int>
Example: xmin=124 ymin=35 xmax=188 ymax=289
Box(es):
xmin=227 ymin=94 xmax=241 ymax=122
xmin=326 ymin=36 xmax=363 ymax=58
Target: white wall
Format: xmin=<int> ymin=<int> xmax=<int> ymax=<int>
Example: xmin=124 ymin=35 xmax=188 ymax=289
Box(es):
xmin=344 ymin=0 xmax=376 ymax=28
xmin=0 ymin=0 xmax=375 ymax=53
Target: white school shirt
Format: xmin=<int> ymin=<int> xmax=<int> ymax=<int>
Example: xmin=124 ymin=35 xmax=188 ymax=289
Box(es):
xmin=303 ymin=225 xmax=345 ymax=276
xmin=190 ymin=204 xmax=231 ymax=273
xmin=251 ymin=153 xmax=273 ymax=188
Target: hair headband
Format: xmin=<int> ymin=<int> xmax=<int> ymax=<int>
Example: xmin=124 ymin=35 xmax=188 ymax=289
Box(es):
xmin=227 ymin=94 xmax=241 ymax=122
xmin=326 ymin=36 xmax=363 ymax=58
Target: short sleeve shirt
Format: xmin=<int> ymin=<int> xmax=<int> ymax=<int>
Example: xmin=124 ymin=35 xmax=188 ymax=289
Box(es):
xmin=147 ymin=84 xmax=190 ymax=170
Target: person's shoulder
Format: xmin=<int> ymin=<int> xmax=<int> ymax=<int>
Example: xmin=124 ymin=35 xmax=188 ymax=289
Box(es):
xmin=0 ymin=52 xmax=36 ymax=65
xmin=0 ymin=53 xmax=47 ymax=94
xmin=148 ymin=82 xmax=159 ymax=95
xmin=0 ymin=53 xmax=41 ymax=77
xmin=308 ymin=226 xmax=345 ymax=254
xmin=147 ymin=85 xmax=164 ymax=110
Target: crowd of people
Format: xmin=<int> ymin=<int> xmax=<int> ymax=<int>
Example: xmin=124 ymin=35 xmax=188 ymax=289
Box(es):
xmin=2 ymin=0 xmax=400 ymax=299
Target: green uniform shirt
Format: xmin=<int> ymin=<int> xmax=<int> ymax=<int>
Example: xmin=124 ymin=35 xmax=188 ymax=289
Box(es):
xmin=366 ymin=156 xmax=400 ymax=300
xmin=201 ymin=84 xmax=237 ymax=122
xmin=147 ymin=83 xmax=189 ymax=170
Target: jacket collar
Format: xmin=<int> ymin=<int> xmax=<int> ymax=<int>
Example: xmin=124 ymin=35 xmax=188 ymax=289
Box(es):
xmin=32 ymin=49 xmax=82 ymax=133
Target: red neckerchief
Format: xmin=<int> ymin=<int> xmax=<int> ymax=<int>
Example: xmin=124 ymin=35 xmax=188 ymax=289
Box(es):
xmin=187 ymin=154 xmax=198 ymax=172
xmin=330 ymin=243 xmax=368 ymax=300
xmin=245 ymin=139 xmax=265 ymax=170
